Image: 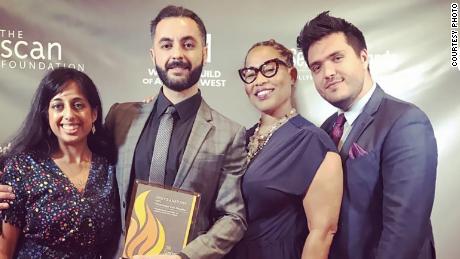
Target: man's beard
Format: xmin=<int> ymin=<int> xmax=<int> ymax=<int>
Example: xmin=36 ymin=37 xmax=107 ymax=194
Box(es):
xmin=156 ymin=60 xmax=203 ymax=92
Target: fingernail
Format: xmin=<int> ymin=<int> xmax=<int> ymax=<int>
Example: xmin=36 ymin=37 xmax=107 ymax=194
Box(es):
xmin=10 ymin=194 xmax=15 ymax=199
xmin=8 ymin=186 xmax=13 ymax=192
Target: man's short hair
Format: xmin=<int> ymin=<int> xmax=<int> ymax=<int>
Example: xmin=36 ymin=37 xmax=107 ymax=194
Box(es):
xmin=297 ymin=11 xmax=367 ymax=67
xmin=150 ymin=5 xmax=207 ymax=45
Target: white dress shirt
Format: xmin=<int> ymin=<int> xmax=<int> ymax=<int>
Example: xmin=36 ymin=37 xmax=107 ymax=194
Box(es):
xmin=337 ymin=83 xmax=376 ymax=151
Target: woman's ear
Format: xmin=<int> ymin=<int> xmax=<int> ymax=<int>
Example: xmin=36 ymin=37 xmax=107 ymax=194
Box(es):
xmin=290 ymin=67 xmax=298 ymax=86
xmin=92 ymin=107 xmax=98 ymax=123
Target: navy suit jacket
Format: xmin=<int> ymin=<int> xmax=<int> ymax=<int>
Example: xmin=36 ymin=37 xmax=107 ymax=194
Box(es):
xmin=324 ymin=85 xmax=437 ymax=259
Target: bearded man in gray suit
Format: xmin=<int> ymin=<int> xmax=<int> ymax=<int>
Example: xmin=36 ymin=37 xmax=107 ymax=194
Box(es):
xmin=297 ymin=11 xmax=437 ymax=259
xmin=105 ymin=5 xmax=247 ymax=259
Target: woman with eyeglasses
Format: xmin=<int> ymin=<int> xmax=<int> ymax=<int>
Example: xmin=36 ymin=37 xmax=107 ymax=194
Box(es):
xmin=226 ymin=40 xmax=343 ymax=259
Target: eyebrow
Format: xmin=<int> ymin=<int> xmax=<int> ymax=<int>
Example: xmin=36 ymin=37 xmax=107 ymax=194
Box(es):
xmin=50 ymin=97 xmax=85 ymax=102
xmin=158 ymin=35 xmax=198 ymax=44
xmin=158 ymin=37 xmax=173 ymax=44
xmin=310 ymin=50 xmax=344 ymax=67
xmin=180 ymin=36 xmax=196 ymax=42
xmin=244 ymin=58 xmax=279 ymax=68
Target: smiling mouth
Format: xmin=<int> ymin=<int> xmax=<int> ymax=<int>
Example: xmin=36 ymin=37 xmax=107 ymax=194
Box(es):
xmin=326 ymin=79 xmax=344 ymax=89
xmin=254 ymin=88 xmax=274 ymax=99
xmin=61 ymin=123 xmax=81 ymax=134
xmin=168 ymin=67 xmax=190 ymax=76
xmin=170 ymin=67 xmax=188 ymax=71
xmin=166 ymin=61 xmax=191 ymax=71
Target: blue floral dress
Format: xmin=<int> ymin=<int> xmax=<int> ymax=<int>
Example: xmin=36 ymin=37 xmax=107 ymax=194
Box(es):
xmin=0 ymin=151 xmax=119 ymax=258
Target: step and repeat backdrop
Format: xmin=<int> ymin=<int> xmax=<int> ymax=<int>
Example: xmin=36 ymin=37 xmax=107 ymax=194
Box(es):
xmin=1 ymin=0 xmax=459 ymax=257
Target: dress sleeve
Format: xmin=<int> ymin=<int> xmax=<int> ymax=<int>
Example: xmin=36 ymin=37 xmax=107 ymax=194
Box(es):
xmin=265 ymin=126 xmax=337 ymax=196
xmin=1 ymin=155 xmax=27 ymax=229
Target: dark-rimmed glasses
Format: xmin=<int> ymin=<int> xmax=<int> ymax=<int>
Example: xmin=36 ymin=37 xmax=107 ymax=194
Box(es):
xmin=238 ymin=58 xmax=289 ymax=84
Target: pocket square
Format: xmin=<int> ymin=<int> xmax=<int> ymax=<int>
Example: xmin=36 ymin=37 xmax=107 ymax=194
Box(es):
xmin=348 ymin=143 xmax=368 ymax=159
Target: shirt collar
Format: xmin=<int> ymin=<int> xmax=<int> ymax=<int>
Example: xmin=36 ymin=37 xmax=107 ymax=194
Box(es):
xmin=339 ymin=82 xmax=376 ymax=126
xmin=155 ymin=87 xmax=202 ymax=120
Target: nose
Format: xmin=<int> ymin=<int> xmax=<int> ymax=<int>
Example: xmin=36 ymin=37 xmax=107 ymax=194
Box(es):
xmin=171 ymin=45 xmax=184 ymax=60
xmin=323 ymin=62 xmax=336 ymax=80
xmin=62 ymin=105 xmax=76 ymax=121
xmin=251 ymin=71 xmax=268 ymax=87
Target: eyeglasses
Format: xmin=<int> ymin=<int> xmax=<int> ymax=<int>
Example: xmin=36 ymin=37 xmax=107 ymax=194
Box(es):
xmin=238 ymin=58 xmax=289 ymax=84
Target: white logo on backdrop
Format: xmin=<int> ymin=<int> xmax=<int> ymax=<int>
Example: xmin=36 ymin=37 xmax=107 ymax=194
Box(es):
xmin=0 ymin=29 xmax=85 ymax=71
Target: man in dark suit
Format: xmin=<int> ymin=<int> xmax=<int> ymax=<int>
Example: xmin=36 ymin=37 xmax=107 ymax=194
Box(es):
xmin=0 ymin=5 xmax=247 ymax=259
xmin=297 ymin=11 xmax=437 ymax=259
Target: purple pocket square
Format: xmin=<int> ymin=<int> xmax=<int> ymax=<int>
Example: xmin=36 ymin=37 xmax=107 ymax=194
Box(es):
xmin=348 ymin=143 xmax=368 ymax=159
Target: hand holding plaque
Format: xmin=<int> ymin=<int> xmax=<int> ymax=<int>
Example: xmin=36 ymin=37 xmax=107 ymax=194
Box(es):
xmin=123 ymin=181 xmax=200 ymax=258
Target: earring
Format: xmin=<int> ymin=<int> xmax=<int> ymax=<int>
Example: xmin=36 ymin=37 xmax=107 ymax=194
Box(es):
xmin=92 ymin=124 xmax=96 ymax=134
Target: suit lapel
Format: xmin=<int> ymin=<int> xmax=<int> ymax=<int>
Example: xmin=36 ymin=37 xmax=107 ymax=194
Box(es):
xmin=173 ymin=100 xmax=213 ymax=187
xmin=121 ymin=98 xmax=157 ymax=189
xmin=321 ymin=114 xmax=337 ymax=133
xmin=341 ymin=85 xmax=385 ymax=160
xmin=340 ymin=113 xmax=373 ymax=159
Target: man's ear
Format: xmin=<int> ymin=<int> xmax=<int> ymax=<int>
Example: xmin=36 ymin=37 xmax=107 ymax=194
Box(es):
xmin=360 ymin=48 xmax=369 ymax=70
xmin=202 ymin=45 xmax=208 ymax=64
xmin=149 ymin=48 xmax=156 ymax=66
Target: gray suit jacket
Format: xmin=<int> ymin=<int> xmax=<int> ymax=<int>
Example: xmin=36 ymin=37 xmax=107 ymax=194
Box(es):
xmin=105 ymin=97 xmax=247 ymax=259
xmin=324 ymin=85 xmax=437 ymax=259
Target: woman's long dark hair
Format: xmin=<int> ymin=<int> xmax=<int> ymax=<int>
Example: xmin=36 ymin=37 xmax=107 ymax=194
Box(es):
xmin=1 ymin=67 xmax=115 ymax=163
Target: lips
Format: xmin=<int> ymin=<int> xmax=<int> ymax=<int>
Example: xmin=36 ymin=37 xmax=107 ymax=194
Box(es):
xmin=254 ymin=87 xmax=274 ymax=100
xmin=166 ymin=60 xmax=191 ymax=70
xmin=169 ymin=67 xmax=188 ymax=75
xmin=325 ymin=78 xmax=344 ymax=89
xmin=61 ymin=123 xmax=81 ymax=134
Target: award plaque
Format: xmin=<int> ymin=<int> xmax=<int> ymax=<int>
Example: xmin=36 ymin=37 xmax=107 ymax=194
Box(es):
xmin=122 ymin=180 xmax=200 ymax=258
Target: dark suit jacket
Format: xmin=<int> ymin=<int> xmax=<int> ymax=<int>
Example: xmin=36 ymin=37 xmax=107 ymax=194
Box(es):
xmin=324 ymin=85 xmax=437 ymax=259
xmin=105 ymin=97 xmax=247 ymax=259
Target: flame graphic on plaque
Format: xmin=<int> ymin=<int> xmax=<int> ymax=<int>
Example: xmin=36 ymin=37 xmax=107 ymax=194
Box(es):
xmin=123 ymin=191 xmax=166 ymax=257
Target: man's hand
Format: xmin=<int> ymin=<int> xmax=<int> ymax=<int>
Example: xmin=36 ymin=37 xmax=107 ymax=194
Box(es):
xmin=0 ymin=183 xmax=14 ymax=210
xmin=133 ymin=255 xmax=181 ymax=259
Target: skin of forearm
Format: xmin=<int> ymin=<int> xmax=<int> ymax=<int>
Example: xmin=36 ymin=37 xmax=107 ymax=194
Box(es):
xmin=301 ymin=227 xmax=336 ymax=259
xmin=0 ymin=223 xmax=19 ymax=259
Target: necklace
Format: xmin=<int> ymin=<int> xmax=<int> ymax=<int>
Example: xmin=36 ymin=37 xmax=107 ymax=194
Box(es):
xmin=247 ymin=108 xmax=297 ymax=163
xmin=52 ymin=152 xmax=92 ymax=193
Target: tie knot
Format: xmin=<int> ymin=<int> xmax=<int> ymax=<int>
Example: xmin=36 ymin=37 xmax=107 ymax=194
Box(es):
xmin=335 ymin=113 xmax=346 ymax=127
xmin=164 ymin=106 xmax=176 ymax=115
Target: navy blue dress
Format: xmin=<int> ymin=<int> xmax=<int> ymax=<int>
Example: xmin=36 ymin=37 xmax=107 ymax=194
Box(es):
xmin=0 ymin=151 xmax=119 ymax=258
xmin=227 ymin=115 xmax=336 ymax=259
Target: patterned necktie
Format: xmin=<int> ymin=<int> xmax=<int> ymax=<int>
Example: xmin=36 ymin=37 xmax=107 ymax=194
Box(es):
xmin=330 ymin=113 xmax=346 ymax=147
xmin=149 ymin=106 xmax=176 ymax=184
